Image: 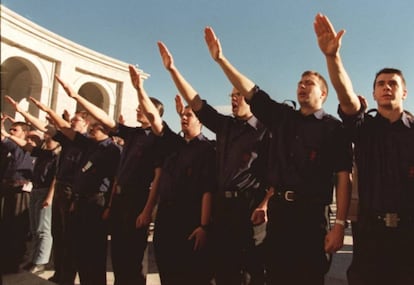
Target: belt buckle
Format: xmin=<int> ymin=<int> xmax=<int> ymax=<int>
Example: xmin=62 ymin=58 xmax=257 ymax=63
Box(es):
xmin=284 ymin=190 xmax=295 ymax=202
xmin=383 ymin=213 xmax=400 ymax=228
xmin=224 ymin=191 xmax=237 ymax=198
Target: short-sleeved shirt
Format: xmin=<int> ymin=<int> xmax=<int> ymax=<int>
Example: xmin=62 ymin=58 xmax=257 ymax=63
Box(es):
xmin=195 ymin=100 xmax=269 ymax=196
xmin=53 ymin=131 xmax=85 ymax=184
xmin=156 ymin=124 xmax=216 ymax=211
xmin=111 ymin=123 xmax=162 ymax=192
xmin=339 ymin=108 xmax=414 ymax=213
xmin=31 ymin=146 xmax=59 ymax=189
xmin=1 ymin=138 xmax=35 ymax=182
xmin=250 ymin=87 xmax=352 ymax=204
xmin=70 ymin=134 xmax=121 ymax=196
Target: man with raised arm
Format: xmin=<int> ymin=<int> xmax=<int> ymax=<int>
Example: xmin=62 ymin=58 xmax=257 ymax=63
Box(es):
xmin=0 ymin=116 xmax=35 ymax=274
xmin=204 ymin=26 xmax=352 ymax=285
xmin=55 ymin=74 xmax=163 ymax=285
xmin=158 ymin=41 xmax=270 ymax=285
xmin=314 ymin=13 xmax=414 ymax=285
xmin=130 ymin=65 xmax=215 ymax=284
xmin=29 ymin=96 xmax=89 ymax=285
xmin=4 ymin=96 xmax=61 ymax=275
xmin=31 ymin=96 xmax=121 ymax=285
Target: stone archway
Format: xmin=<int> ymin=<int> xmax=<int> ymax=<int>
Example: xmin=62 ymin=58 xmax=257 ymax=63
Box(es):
xmin=1 ymin=56 xmax=43 ymax=121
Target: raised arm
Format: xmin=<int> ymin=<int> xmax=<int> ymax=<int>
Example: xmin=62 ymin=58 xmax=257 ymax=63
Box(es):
xmin=128 ymin=65 xmax=164 ymax=135
xmin=204 ymin=27 xmax=256 ymax=100
xmin=314 ymin=13 xmax=361 ymax=115
xmin=29 ymin=97 xmax=75 ymax=139
xmin=29 ymin=96 xmax=70 ymax=130
xmin=55 ymin=75 xmax=116 ymax=130
xmin=157 ymin=41 xmax=203 ymax=111
xmin=5 ymin=96 xmax=48 ymax=132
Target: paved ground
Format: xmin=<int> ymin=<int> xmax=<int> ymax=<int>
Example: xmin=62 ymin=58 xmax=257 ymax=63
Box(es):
xmin=2 ymin=211 xmax=353 ymax=285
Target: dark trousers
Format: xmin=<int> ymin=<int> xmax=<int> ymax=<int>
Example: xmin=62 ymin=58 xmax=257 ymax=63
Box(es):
xmin=347 ymin=220 xmax=414 ymax=285
xmin=72 ymin=196 xmax=108 ymax=285
xmin=264 ymin=198 xmax=330 ymax=285
xmin=110 ymin=192 xmax=148 ymax=285
xmin=51 ymin=181 xmax=76 ymax=285
xmin=153 ymin=203 xmax=212 ymax=285
xmin=211 ymin=197 xmax=266 ymax=285
xmin=0 ymin=186 xmax=30 ymax=274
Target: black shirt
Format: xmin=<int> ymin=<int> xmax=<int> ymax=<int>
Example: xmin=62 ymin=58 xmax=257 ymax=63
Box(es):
xmin=156 ymin=124 xmax=216 ymax=216
xmin=31 ymin=146 xmax=59 ymax=189
xmin=195 ymin=100 xmax=269 ymax=195
xmin=1 ymin=138 xmax=35 ymax=182
xmin=111 ymin=123 xmax=162 ymax=192
xmin=53 ymin=131 xmax=84 ymax=184
xmin=339 ymin=108 xmax=414 ymax=213
xmin=71 ymin=134 xmax=121 ymax=195
xmin=250 ymin=87 xmax=352 ymax=204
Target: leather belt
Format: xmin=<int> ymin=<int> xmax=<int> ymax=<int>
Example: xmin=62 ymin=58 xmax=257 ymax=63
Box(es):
xmin=223 ymin=190 xmax=251 ymax=199
xmin=275 ymin=190 xmax=296 ymax=202
xmin=374 ymin=213 xmax=413 ymax=228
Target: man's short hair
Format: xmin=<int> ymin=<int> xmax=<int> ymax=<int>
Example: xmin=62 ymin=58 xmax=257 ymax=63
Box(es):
xmin=301 ymin=70 xmax=329 ymax=95
xmin=373 ymin=68 xmax=406 ymax=90
xmin=150 ymin=97 xmax=164 ymax=117
xmin=11 ymin=121 xmax=31 ymax=133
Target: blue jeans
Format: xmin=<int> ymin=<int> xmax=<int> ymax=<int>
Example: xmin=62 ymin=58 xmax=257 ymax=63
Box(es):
xmin=29 ymin=187 xmax=53 ymax=265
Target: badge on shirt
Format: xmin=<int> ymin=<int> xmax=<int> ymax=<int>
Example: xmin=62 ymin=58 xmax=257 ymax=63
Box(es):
xmin=22 ymin=181 xmax=33 ymax=192
xmin=82 ymin=161 xmax=93 ymax=172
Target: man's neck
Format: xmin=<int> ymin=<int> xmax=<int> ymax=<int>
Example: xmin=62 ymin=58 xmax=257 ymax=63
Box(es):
xmin=378 ymin=106 xmax=404 ymax=123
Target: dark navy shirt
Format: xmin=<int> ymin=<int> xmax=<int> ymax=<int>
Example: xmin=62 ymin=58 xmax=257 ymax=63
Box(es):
xmin=70 ymin=133 xmax=121 ymax=195
xmin=53 ymin=131 xmax=84 ymax=184
xmin=111 ymin=123 xmax=162 ymax=192
xmin=250 ymin=87 xmax=352 ymax=204
xmin=156 ymin=124 xmax=216 ymax=211
xmin=339 ymin=108 xmax=414 ymax=213
xmin=195 ymin=100 xmax=269 ymax=196
xmin=1 ymin=138 xmax=35 ymax=182
xmin=31 ymin=146 xmax=59 ymax=189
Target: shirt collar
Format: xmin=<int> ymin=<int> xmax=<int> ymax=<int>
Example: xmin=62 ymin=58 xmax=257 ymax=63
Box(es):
xmin=376 ymin=111 xmax=412 ymax=128
xmin=245 ymin=115 xmax=261 ymax=130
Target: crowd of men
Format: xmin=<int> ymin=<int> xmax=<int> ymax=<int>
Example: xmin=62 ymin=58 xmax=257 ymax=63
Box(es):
xmin=1 ymin=13 xmax=413 ymax=285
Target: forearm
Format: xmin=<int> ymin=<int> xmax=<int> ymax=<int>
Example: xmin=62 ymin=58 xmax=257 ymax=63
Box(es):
xmin=74 ymin=94 xmax=116 ymax=129
xmin=136 ymin=87 xmax=164 ymax=134
xmin=168 ymin=67 xmax=203 ymax=111
xmin=200 ymin=192 xmax=212 ymax=226
xmin=334 ymin=171 xmax=352 ymax=222
xmin=326 ymin=55 xmax=360 ymax=114
xmin=18 ymin=111 xmax=48 ymax=132
xmin=142 ymin=167 xmax=162 ymax=215
xmin=6 ymin=134 xmax=34 ymax=152
xmin=216 ymin=56 xmax=256 ymax=100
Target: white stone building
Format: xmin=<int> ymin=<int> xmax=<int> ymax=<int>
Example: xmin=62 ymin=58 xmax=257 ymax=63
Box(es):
xmin=1 ymin=4 xmax=148 ymax=126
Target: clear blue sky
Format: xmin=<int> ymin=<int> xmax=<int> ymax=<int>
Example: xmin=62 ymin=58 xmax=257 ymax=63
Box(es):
xmin=3 ymin=0 xmax=414 ymax=135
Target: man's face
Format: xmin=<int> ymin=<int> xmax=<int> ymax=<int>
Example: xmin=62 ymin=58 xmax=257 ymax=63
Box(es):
xmin=9 ymin=125 xmax=26 ymax=140
xmin=230 ymin=89 xmax=251 ymax=118
xmin=70 ymin=115 xmax=88 ymax=133
xmin=88 ymin=124 xmax=107 ymax=141
xmin=181 ymin=107 xmax=201 ymax=135
xmin=296 ymin=74 xmax=326 ymax=108
xmin=136 ymin=105 xmax=150 ymax=125
xmin=373 ymin=73 xmax=407 ymax=109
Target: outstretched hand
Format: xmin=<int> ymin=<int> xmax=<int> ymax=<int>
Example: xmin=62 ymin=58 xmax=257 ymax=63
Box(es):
xmin=204 ymin=27 xmax=223 ymax=61
xmin=29 ymin=96 xmax=49 ymax=112
xmin=55 ymin=74 xmax=77 ymax=98
xmin=313 ymin=13 xmax=345 ymax=57
xmin=128 ymin=65 xmax=143 ymax=90
xmin=157 ymin=41 xmax=175 ymax=71
xmin=4 ymin=96 xmax=24 ymax=113
xmin=175 ymin=94 xmax=185 ymax=116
